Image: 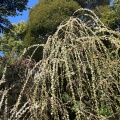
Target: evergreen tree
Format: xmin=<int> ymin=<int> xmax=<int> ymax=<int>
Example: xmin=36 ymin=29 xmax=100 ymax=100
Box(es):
xmin=95 ymin=0 xmax=120 ymax=31
xmin=74 ymin=0 xmax=110 ymax=9
xmin=24 ymin=0 xmax=80 ymax=47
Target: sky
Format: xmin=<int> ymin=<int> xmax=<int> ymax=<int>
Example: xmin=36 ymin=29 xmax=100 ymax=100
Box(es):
xmin=110 ymin=0 xmax=113 ymax=5
xmin=9 ymin=0 xmax=38 ymax=23
xmin=0 ymin=0 xmax=38 ymax=56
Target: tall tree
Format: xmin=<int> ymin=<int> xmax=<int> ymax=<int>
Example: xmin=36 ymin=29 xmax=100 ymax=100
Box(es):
xmin=24 ymin=0 xmax=80 ymax=61
xmin=0 ymin=21 xmax=26 ymax=63
xmin=95 ymin=0 xmax=120 ymax=31
xmin=0 ymin=0 xmax=28 ymax=32
xmin=24 ymin=0 xmax=80 ymax=47
xmin=111 ymin=0 xmax=120 ymax=19
xmin=74 ymin=0 xmax=110 ymax=9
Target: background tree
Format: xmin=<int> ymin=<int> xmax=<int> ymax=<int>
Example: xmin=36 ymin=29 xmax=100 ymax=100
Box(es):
xmin=0 ymin=0 xmax=28 ymax=32
xmin=24 ymin=0 xmax=80 ymax=47
xmin=23 ymin=0 xmax=80 ymax=61
xmin=24 ymin=0 xmax=112 ymax=48
xmin=95 ymin=0 xmax=120 ymax=31
xmin=74 ymin=0 xmax=110 ymax=9
xmin=112 ymin=0 xmax=120 ymax=30
xmin=0 ymin=21 xmax=29 ymax=118
xmin=0 ymin=21 xmax=27 ymax=64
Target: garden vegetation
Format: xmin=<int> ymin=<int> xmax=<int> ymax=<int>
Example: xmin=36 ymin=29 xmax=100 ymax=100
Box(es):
xmin=0 ymin=8 xmax=120 ymax=120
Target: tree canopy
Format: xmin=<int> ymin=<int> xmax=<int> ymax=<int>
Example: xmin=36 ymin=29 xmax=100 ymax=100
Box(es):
xmin=74 ymin=0 xmax=110 ymax=9
xmin=0 ymin=0 xmax=28 ymax=32
xmin=24 ymin=0 xmax=80 ymax=46
xmin=0 ymin=21 xmax=26 ymax=63
xmin=24 ymin=0 xmax=112 ymax=47
xmin=95 ymin=1 xmax=120 ymax=31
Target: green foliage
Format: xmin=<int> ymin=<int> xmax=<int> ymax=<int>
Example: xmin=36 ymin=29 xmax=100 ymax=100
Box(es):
xmin=0 ymin=0 xmax=28 ymax=32
xmin=101 ymin=10 xmax=119 ymax=29
xmin=99 ymin=103 xmax=113 ymax=117
xmin=62 ymin=92 xmax=72 ymax=102
xmin=95 ymin=4 xmax=120 ymax=31
xmin=24 ymin=0 xmax=80 ymax=47
xmin=0 ymin=21 xmax=26 ymax=64
xmin=74 ymin=0 xmax=119 ymax=31
xmin=74 ymin=0 xmax=110 ymax=9
xmin=112 ymin=0 xmax=120 ymax=30
xmin=0 ymin=21 xmax=27 ymax=103
xmin=113 ymin=0 xmax=120 ymax=14
xmin=24 ymin=0 xmax=80 ymax=62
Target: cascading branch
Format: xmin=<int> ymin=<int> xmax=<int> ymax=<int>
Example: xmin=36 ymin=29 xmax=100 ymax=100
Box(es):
xmin=0 ymin=8 xmax=120 ymax=120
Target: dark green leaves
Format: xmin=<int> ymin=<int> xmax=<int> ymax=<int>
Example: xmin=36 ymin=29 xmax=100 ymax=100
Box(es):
xmin=0 ymin=0 xmax=28 ymax=32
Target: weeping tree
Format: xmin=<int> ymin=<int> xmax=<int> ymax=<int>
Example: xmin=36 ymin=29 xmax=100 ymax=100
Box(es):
xmin=0 ymin=9 xmax=120 ymax=120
